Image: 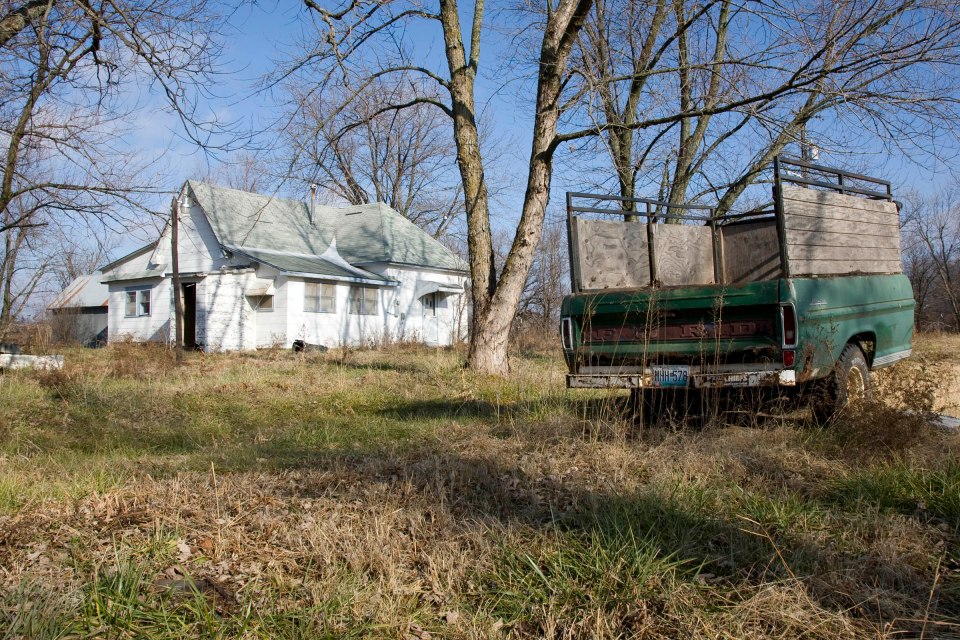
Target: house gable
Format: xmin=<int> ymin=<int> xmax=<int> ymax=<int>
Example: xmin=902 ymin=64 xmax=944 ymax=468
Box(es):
xmin=100 ymin=243 xmax=161 ymax=283
xmin=150 ymin=190 xmax=243 ymax=275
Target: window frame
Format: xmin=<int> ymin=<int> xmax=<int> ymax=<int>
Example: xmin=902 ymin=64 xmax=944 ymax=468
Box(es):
xmin=250 ymin=294 xmax=274 ymax=312
xmin=305 ymin=282 xmax=336 ymax=313
xmin=422 ymin=292 xmax=437 ymax=317
xmin=124 ymin=287 xmax=151 ymax=318
xmin=349 ymin=285 xmax=379 ymax=316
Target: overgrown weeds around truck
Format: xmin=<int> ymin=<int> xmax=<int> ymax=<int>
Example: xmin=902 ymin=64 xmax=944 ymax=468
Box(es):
xmin=813 ymin=351 xmax=960 ymax=462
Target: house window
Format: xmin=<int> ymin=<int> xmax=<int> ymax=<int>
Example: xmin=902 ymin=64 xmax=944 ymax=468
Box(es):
xmin=422 ymin=292 xmax=437 ymax=316
xmin=305 ymin=282 xmax=336 ymax=313
xmin=349 ymin=286 xmax=378 ymax=315
xmin=250 ymin=295 xmax=273 ymax=312
xmin=124 ymin=288 xmax=151 ymax=317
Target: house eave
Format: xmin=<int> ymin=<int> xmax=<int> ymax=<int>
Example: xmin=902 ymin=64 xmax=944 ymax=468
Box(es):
xmin=287 ymin=272 xmax=400 ymax=286
xmin=354 ymin=260 xmax=469 ymax=276
xmin=100 ymin=273 xmax=165 ymax=284
xmin=227 ymin=245 xmax=397 ymax=286
xmin=99 ymin=243 xmax=157 ymax=272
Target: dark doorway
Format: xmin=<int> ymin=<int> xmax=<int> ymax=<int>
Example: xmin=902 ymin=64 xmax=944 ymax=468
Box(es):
xmin=182 ymin=283 xmax=197 ymax=349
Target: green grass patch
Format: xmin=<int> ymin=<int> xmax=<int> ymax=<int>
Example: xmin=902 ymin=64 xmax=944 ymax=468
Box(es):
xmin=823 ymin=460 xmax=960 ymax=526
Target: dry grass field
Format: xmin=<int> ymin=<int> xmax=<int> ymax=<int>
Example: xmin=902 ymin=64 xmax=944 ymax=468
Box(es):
xmin=1 ymin=335 xmax=958 ymax=639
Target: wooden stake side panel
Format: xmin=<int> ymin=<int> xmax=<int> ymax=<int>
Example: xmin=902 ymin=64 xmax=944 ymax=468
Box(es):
xmin=653 ymin=224 xmax=715 ymax=286
xmin=781 ymin=185 xmax=902 ymax=276
xmin=571 ymin=218 xmax=650 ymax=289
xmin=721 ymin=221 xmax=781 ymax=283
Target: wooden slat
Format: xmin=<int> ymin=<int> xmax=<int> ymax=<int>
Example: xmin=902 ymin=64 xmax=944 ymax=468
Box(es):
xmin=786 ymin=244 xmax=901 ymax=262
xmin=783 ymin=202 xmax=898 ymax=228
xmin=721 ymin=221 xmax=781 ymax=283
xmin=784 ymin=228 xmax=901 ymax=249
xmin=653 ymin=224 xmax=715 ymax=286
xmin=784 ymin=215 xmax=898 ymax=236
xmin=781 ymin=184 xmax=898 ymax=215
xmin=780 ymin=185 xmax=902 ymax=276
xmin=573 ymin=218 xmax=650 ymax=289
xmin=790 ymin=258 xmax=902 ymax=276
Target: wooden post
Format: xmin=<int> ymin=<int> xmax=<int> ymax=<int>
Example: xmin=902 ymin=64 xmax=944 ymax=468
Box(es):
xmin=171 ymin=196 xmax=183 ymax=362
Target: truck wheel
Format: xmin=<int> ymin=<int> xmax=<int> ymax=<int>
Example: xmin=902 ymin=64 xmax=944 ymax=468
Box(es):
xmin=811 ymin=344 xmax=871 ymax=424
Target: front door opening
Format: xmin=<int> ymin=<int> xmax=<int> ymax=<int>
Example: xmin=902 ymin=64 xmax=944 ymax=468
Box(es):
xmin=422 ymin=292 xmax=439 ymax=345
xmin=182 ymin=283 xmax=197 ymax=349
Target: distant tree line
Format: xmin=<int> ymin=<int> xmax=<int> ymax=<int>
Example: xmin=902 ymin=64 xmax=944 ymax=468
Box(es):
xmin=903 ymin=190 xmax=960 ymax=331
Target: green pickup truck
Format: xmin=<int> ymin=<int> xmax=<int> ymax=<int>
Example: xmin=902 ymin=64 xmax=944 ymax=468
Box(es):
xmin=560 ymin=157 xmax=915 ymax=420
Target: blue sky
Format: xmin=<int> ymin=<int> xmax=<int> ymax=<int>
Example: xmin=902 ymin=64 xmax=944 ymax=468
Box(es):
xmin=131 ymin=1 xmax=539 ymax=231
xmin=123 ymin=0 xmax=960 ymax=253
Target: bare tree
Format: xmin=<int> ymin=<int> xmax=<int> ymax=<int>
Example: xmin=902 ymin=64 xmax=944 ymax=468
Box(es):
xmin=517 ymin=217 xmax=568 ymax=329
xmin=904 ymin=190 xmax=960 ymax=330
xmin=292 ymin=0 xmax=596 ymax=373
xmin=0 ymin=205 xmax=45 ymax=333
xmin=0 ymin=0 xmax=234 ymax=333
xmin=200 ymin=151 xmax=281 ymax=195
xmin=0 ymin=199 xmax=120 ymax=336
xmin=902 ymin=231 xmax=939 ymax=327
xmin=282 ymin=77 xmax=462 ymax=238
xmin=570 ymin=0 xmax=960 ymax=215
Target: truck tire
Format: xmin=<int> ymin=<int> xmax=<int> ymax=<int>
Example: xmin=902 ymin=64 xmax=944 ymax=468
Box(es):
xmin=811 ymin=343 xmax=871 ymax=424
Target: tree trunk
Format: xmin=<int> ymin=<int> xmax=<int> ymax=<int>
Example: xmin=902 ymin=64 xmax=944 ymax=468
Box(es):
xmin=0 ymin=226 xmax=16 ymax=334
xmin=470 ymin=155 xmax=555 ymax=372
xmin=438 ymin=0 xmax=496 ymax=347
xmin=0 ymin=0 xmax=51 ymax=48
xmin=466 ymin=0 xmax=593 ymax=374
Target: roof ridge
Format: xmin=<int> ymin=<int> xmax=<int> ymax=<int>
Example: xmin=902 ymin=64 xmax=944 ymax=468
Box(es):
xmin=225 ymin=245 xmax=327 ymax=259
xmin=187 ymin=180 xmax=303 ymax=207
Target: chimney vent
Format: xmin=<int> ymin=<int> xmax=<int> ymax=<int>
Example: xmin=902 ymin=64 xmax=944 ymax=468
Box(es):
xmin=308 ymin=184 xmax=318 ymax=225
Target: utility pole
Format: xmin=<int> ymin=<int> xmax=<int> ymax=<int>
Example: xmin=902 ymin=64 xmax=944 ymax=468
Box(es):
xmin=171 ymin=196 xmax=183 ymax=363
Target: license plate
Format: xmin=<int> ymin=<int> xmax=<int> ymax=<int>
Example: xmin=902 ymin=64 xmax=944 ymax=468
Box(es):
xmin=652 ymin=365 xmax=690 ymax=388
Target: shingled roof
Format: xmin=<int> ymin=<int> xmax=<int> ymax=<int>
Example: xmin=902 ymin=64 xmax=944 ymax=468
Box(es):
xmin=186 ymin=181 xmax=467 ymax=276
xmin=47 ymin=272 xmax=109 ymax=309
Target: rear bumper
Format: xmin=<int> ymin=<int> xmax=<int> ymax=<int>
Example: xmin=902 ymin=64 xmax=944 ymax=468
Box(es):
xmin=567 ymin=368 xmax=796 ymax=389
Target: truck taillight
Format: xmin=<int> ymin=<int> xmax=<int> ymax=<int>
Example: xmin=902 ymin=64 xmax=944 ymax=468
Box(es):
xmin=561 ymin=317 xmax=574 ymax=350
xmin=780 ymin=303 xmax=797 ymax=348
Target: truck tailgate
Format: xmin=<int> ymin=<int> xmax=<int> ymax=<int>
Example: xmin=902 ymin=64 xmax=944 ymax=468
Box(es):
xmin=561 ymin=280 xmax=783 ymax=367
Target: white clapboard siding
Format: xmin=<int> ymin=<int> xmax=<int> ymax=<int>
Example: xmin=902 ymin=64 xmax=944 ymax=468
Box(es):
xmin=653 ymin=224 xmax=715 ymax=286
xmin=721 ymin=220 xmax=781 ymax=284
xmin=781 ymin=185 xmax=902 ymax=276
xmin=203 ymin=272 xmax=256 ymax=351
xmin=571 ymin=218 xmax=650 ymax=289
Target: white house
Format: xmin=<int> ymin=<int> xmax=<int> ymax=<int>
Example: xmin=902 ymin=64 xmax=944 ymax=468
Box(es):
xmin=100 ymin=181 xmax=469 ymax=350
